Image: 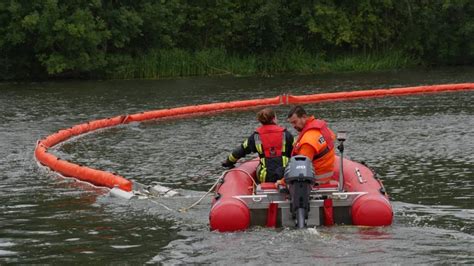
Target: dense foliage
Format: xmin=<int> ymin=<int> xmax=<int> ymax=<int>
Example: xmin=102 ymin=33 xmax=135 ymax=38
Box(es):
xmin=1 ymin=0 xmax=473 ymax=79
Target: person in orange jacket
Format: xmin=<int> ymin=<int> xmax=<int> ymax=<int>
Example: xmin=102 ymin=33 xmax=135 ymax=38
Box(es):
xmin=287 ymin=105 xmax=336 ymax=183
xmin=222 ymin=108 xmax=294 ymax=183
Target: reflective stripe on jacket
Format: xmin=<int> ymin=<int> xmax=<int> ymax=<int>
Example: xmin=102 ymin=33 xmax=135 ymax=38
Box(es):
xmin=255 ymin=125 xmax=289 ymax=183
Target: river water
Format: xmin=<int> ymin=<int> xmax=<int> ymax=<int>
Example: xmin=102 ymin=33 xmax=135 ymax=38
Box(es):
xmin=1 ymin=68 xmax=473 ymax=264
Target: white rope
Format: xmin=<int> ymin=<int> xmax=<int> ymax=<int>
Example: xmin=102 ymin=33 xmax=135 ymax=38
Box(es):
xmin=228 ymin=168 xmax=257 ymax=186
xmin=179 ymin=168 xmax=255 ymax=212
xmin=149 ymin=199 xmax=173 ymax=211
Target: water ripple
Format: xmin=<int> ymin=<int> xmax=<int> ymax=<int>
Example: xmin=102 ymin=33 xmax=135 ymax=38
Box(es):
xmin=1 ymin=70 xmax=473 ymax=263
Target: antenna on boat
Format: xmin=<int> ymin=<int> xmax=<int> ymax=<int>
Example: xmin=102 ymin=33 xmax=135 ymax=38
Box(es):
xmin=336 ymin=131 xmax=347 ymax=192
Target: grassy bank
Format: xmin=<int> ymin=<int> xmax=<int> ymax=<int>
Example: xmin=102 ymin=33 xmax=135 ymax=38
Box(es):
xmin=104 ymin=48 xmax=418 ymax=80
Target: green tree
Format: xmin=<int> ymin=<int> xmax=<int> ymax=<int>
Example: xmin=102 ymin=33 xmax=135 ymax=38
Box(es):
xmin=134 ymin=0 xmax=184 ymax=51
xmin=228 ymin=1 xmax=286 ymax=54
xmin=402 ymin=0 xmax=474 ymax=64
xmin=307 ymin=0 xmax=399 ymax=54
xmin=0 ymin=0 xmax=472 ymax=80
xmin=3 ymin=0 xmax=113 ymax=75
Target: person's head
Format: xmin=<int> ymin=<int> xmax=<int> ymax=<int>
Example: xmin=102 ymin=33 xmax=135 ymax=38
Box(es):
xmin=287 ymin=105 xmax=308 ymax=132
xmin=256 ymin=108 xmax=276 ymax=125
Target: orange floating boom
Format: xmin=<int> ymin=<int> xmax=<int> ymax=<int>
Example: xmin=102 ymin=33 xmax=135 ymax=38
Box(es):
xmin=34 ymin=83 xmax=474 ymax=191
xmin=286 ymin=83 xmax=473 ymax=104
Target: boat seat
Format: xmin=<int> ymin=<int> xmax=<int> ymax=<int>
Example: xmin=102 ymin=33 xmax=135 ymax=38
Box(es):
xmin=260 ymin=182 xmax=277 ymax=190
xmin=260 ymin=181 xmax=339 ymax=190
xmin=313 ymin=180 xmax=339 ymax=189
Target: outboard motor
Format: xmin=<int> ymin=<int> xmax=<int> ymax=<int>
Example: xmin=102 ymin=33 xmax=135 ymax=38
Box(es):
xmin=284 ymin=155 xmax=316 ymax=228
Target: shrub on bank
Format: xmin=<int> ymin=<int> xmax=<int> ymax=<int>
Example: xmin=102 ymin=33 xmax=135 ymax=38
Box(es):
xmin=103 ymin=48 xmax=416 ymax=79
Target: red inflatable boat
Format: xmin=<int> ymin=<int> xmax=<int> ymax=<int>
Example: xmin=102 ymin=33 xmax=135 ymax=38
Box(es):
xmin=209 ymin=151 xmax=393 ymax=232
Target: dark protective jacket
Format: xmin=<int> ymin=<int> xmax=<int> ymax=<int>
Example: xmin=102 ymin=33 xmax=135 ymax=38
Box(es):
xmin=226 ymin=124 xmax=294 ymax=183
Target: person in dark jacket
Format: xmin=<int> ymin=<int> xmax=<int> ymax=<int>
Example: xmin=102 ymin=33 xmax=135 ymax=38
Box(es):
xmin=222 ymin=108 xmax=294 ymax=183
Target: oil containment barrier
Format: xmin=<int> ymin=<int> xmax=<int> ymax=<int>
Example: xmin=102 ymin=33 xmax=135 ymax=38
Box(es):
xmin=34 ymin=83 xmax=474 ymax=191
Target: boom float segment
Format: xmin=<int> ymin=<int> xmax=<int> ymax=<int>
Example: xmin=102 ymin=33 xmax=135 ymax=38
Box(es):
xmin=34 ymin=83 xmax=474 ymax=191
xmin=287 ymin=83 xmax=474 ymax=104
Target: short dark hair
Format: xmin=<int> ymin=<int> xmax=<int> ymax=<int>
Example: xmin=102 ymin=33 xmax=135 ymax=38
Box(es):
xmin=256 ymin=108 xmax=276 ymax=125
xmin=287 ymin=105 xmax=307 ymax=118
